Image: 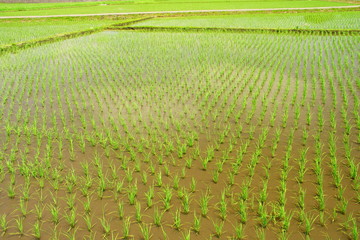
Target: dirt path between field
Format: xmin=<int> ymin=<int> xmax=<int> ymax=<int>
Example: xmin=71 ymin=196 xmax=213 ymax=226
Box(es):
xmin=0 ymin=5 xmax=359 ymax=19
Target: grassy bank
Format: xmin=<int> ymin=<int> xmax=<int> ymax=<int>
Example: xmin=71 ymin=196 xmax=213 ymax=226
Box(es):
xmin=0 ymin=0 xmax=356 ymax=17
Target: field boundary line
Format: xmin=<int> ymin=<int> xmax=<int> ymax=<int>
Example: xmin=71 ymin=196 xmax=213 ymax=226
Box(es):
xmin=110 ymin=26 xmax=360 ymax=35
xmin=0 ymin=5 xmax=359 ymax=19
xmin=0 ymin=17 xmax=152 ymax=55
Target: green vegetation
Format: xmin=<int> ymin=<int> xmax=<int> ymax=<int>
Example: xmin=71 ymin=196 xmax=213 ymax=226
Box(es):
xmin=0 ymin=1 xmax=359 ymax=239
xmin=0 ymin=17 xmax=130 ymax=46
xmin=0 ymin=17 xmax=150 ymax=54
xmin=0 ymin=0 xmax=356 ymax=17
xmin=133 ymin=11 xmax=360 ymax=30
xmin=0 ymin=28 xmax=358 ymax=238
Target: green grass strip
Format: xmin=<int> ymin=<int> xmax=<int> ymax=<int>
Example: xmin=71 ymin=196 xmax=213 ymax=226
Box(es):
xmin=0 ymin=4 xmax=358 ymax=18
xmin=149 ymin=6 xmax=360 ymax=17
xmin=110 ymin=25 xmax=360 ymax=35
xmin=1 ymin=6 xmax=359 ymax=19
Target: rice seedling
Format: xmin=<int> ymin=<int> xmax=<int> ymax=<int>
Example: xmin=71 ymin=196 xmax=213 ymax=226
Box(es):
xmin=189 ymin=211 xmax=201 ymax=234
xmin=66 ymin=193 xmax=76 ymax=210
xmin=135 ymin=201 xmax=143 ymax=223
xmin=337 ymin=198 xmax=348 ymax=215
xmin=114 ymin=179 xmax=124 ymax=196
xmin=258 ymin=203 xmax=270 ymax=228
xmin=49 ymin=204 xmax=60 ymax=225
xmin=99 ymin=214 xmax=111 ymax=236
xmin=122 ymin=217 xmax=131 ymax=239
xmin=139 ymin=223 xmax=152 ymax=240
xmin=239 ymin=183 xmax=249 ymax=202
xmin=189 ymin=177 xmax=196 ymax=193
xmin=82 ymin=196 xmax=92 ymax=215
xmin=212 ymin=170 xmax=219 ymax=184
xmin=297 ymin=188 xmax=305 ymax=211
xmin=0 ymin=214 xmax=8 ymax=234
xmin=153 ymin=207 xmax=164 ymax=227
xmin=173 ymin=209 xmax=182 ymax=231
xmin=21 ymin=182 xmax=30 ymax=201
xmin=19 ymin=199 xmax=29 ymax=217
xmin=181 ymin=229 xmax=191 ymax=240
xmin=350 ymin=218 xmax=358 ymax=240
xmin=212 ymin=220 xmax=224 ymax=238
xmin=33 ymin=220 xmax=41 ymax=239
xmin=318 ymin=211 xmax=325 ymax=227
xmin=255 ymin=227 xmax=265 ymax=240
xmin=182 ymin=191 xmax=191 ymax=214
xmin=64 ymin=208 xmax=77 ymax=228
xmin=127 ymin=183 xmax=138 ymax=205
xmin=303 ymin=213 xmax=316 ymax=236
xmin=238 ymin=200 xmax=248 ymax=224
xmin=34 ymin=203 xmax=44 ymax=220
xmin=232 ymin=223 xmax=245 ymax=240
xmin=306 ymin=107 xmax=312 ymax=126
xmin=282 ymin=211 xmax=293 ymax=232
xmin=16 ymin=216 xmax=24 ymax=235
xmin=185 ymin=158 xmax=193 ymax=169
xmin=217 ymin=191 xmax=227 ymax=220
xmin=7 ymin=184 xmax=15 ymax=199
xmin=201 ymin=156 xmax=210 ymax=171
xmin=83 ymin=214 xmax=95 ymax=232
xmin=259 ymin=180 xmax=268 ymax=204
xmin=156 ymin=171 xmax=163 ymax=187
xmin=199 ymin=189 xmax=212 ymax=217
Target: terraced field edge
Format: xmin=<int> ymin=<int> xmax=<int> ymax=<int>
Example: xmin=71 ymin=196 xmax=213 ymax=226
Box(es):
xmin=109 ymin=25 xmax=360 ymax=35
xmin=0 ymin=17 xmax=152 ymax=55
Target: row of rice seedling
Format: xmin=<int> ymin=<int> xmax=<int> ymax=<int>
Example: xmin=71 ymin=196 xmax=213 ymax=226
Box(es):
xmin=0 ymin=30 xmax=358 ymax=239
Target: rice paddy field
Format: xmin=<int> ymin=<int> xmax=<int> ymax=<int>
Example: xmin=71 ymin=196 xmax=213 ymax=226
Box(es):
xmin=0 ymin=0 xmax=357 ymax=17
xmin=0 ymin=1 xmax=359 ymax=240
xmin=0 ymin=17 xmax=133 ymax=46
xmin=133 ymin=11 xmax=360 ymax=30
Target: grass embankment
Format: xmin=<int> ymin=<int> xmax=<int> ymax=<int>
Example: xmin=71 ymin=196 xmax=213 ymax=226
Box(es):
xmin=0 ymin=17 xmax=151 ymax=55
xmin=0 ymin=0 xmax=356 ymax=17
xmin=0 ymin=0 xmax=356 ymax=12
xmin=0 ymin=1 xmax=129 ymax=12
xmin=112 ymin=25 xmax=360 ymax=35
